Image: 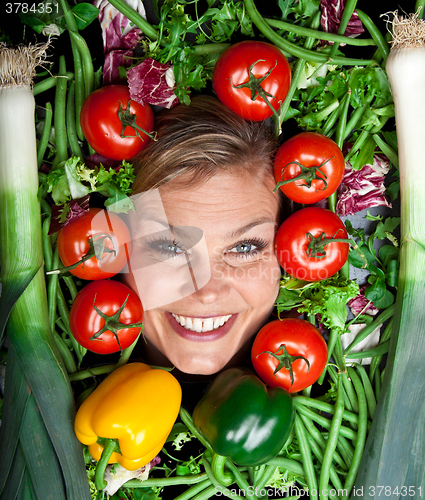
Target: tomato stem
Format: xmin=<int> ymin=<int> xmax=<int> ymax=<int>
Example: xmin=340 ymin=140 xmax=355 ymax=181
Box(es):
xmin=305 ymin=231 xmax=367 ymax=267
xmin=118 ymin=100 xmax=157 ymax=142
xmin=258 ymin=343 xmax=310 ymax=389
xmin=91 ymin=294 xmax=144 ymax=351
xmin=273 ymin=158 xmax=334 ymax=193
xmin=46 ymin=234 xmax=116 ymax=276
xmin=231 ymin=59 xmax=281 ymax=121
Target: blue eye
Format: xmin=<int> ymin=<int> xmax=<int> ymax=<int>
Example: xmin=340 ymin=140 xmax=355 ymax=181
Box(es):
xmin=228 ymin=238 xmax=268 ymax=258
xmin=147 ymin=237 xmax=185 ymax=256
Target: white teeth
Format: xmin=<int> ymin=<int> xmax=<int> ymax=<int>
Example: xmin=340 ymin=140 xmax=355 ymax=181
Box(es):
xmin=193 ymin=318 xmax=203 ymax=332
xmin=202 ymin=318 xmax=214 ymax=332
xmin=172 ymin=313 xmax=232 ymax=333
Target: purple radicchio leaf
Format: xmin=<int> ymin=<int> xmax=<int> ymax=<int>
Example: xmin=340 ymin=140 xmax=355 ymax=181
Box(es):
xmin=85 ymin=154 xmax=121 ymax=171
xmin=348 ymin=285 xmax=379 ymax=316
xmin=48 ymin=195 xmax=90 ymax=235
xmin=336 ymin=151 xmax=392 ymax=216
xmin=320 ymin=0 xmax=364 ymax=42
xmin=93 ymin=0 xmax=145 ymax=85
xmin=128 ymin=58 xmax=180 ymax=109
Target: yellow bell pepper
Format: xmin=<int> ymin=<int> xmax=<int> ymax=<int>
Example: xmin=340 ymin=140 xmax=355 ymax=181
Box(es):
xmin=74 ymin=362 xmax=182 ymax=471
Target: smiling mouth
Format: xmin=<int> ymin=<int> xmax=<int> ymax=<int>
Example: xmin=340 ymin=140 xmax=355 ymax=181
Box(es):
xmin=171 ymin=313 xmax=233 ymax=333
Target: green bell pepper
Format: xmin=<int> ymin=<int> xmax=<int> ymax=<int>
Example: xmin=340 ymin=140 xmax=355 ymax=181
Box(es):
xmin=193 ymin=367 xmax=295 ymax=467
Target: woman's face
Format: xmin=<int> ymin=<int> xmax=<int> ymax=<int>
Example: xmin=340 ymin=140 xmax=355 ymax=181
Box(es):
xmin=127 ymin=171 xmax=282 ymax=375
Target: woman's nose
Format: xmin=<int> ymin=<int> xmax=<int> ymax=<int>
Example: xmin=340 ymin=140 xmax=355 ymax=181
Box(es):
xmin=192 ymin=259 xmax=232 ymax=304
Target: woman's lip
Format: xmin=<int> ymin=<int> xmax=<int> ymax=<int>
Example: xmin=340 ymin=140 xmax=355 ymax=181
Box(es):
xmin=165 ymin=311 xmax=238 ymax=342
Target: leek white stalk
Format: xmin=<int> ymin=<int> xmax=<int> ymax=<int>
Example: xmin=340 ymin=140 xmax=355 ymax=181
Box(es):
xmin=354 ymin=12 xmax=425 ymax=495
xmin=0 ymin=43 xmax=91 ymax=499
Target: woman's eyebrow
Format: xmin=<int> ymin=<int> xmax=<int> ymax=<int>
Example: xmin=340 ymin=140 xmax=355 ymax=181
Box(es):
xmin=229 ymin=218 xmax=278 ymax=239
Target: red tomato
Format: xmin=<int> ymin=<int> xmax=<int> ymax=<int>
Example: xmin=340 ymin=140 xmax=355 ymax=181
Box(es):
xmin=212 ymin=41 xmax=291 ymax=121
xmin=274 ymin=132 xmax=345 ymax=204
xmin=251 ymin=318 xmax=328 ymax=393
xmin=275 ymin=207 xmax=349 ymax=282
xmin=69 ymin=280 xmax=143 ymax=354
xmin=57 ymin=208 xmax=132 ymax=281
xmin=80 ymin=85 xmax=154 ymax=160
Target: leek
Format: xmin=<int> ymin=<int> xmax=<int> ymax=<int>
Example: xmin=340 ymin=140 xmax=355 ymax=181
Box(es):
xmin=0 ymin=43 xmax=90 ymax=499
xmin=354 ymin=12 xmax=425 ymax=496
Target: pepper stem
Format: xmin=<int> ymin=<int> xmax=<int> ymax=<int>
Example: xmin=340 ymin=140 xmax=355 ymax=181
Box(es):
xmin=258 ymin=343 xmax=309 ymax=389
xmin=94 ymin=438 xmax=118 ymax=490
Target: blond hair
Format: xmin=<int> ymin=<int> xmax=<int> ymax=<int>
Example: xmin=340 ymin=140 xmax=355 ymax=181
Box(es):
xmin=131 ymin=95 xmax=280 ymax=194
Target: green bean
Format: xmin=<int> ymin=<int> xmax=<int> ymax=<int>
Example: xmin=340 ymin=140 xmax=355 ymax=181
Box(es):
xmin=52 ymin=330 xmax=77 ymax=374
xmin=191 ymin=484 xmax=220 ymax=500
xmin=61 ymin=274 xmax=79 ymax=302
xmin=106 ymin=0 xmax=159 ymax=40
xmin=326 ymin=366 xmax=354 ymax=413
xmin=343 ymin=367 xmax=368 ymax=497
xmin=356 ymin=10 xmax=390 ymax=61
xmin=293 ymin=396 xmax=359 ymax=426
xmin=56 ymin=285 xmax=84 ymax=364
xmin=175 ymin=479 xmax=214 ymax=500
xmin=33 ymin=73 xmax=74 ymax=96
xmin=192 ymin=43 xmax=231 ymax=56
xmin=37 ymin=102 xmax=53 ymax=168
xmin=294 ymin=414 xmax=318 ymax=500
xmin=279 ymin=12 xmax=321 ymax=129
xmin=345 ymin=340 xmax=389 ymax=360
xmin=343 ymin=304 xmax=395 ymax=355
xmin=319 ymin=373 xmax=345 ymax=500
xmin=297 ymin=413 xmax=348 ymax=471
xmin=253 ymin=465 xmax=277 ymax=491
xmin=354 ymin=363 xmax=376 ymax=420
xmin=211 ymin=454 xmax=234 ymax=487
xmin=69 ymin=30 xmax=94 ymax=98
xmin=322 ymin=100 xmax=346 ymax=138
xmin=295 ymin=403 xmax=357 ymax=441
xmin=42 ymin=217 xmax=53 ymax=272
xmin=344 ymin=104 xmax=367 ymax=139
xmin=266 ymin=456 xmax=305 ymax=477
xmin=369 ymin=317 xmax=393 ymax=383
xmin=243 ymin=0 xmax=375 ymax=66
xmin=53 ymin=55 xmax=68 ymax=168
xmin=224 ymin=459 xmax=258 ymax=499
xmin=341 ymin=371 xmax=359 ymax=416
xmin=179 ymin=408 xmax=214 ymax=454
xmin=125 ymin=473 xmax=209 ymax=489
xmin=59 ymin=0 xmax=85 ymax=139
xmin=329 ymin=0 xmax=358 ymax=58
xmin=66 ymin=80 xmax=83 ymax=158
xmin=335 ymin=92 xmax=351 ymax=150
xmin=265 ymin=18 xmax=376 ymax=46
xmin=307 ymin=434 xmax=344 ymax=493
xmin=335 ymin=434 xmax=354 ymax=468
xmin=202 ymin=457 xmax=232 ymax=494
